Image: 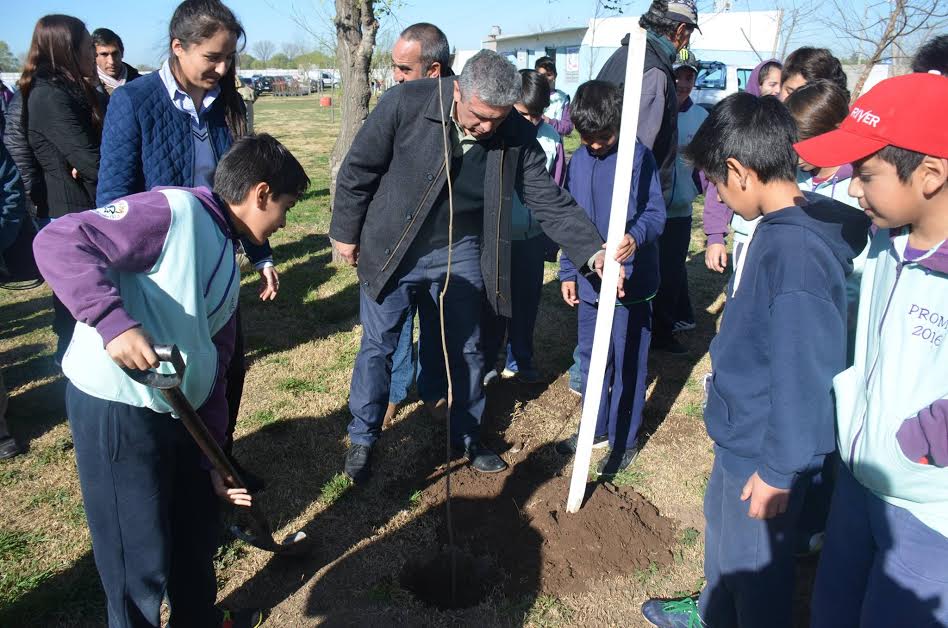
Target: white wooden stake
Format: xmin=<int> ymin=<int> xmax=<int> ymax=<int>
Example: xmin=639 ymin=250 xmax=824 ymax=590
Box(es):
xmin=566 ymin=26 xmax=648 ymax=514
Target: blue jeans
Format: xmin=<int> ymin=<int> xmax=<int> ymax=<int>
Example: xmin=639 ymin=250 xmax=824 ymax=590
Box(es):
xmin=576 ymin=299 xmax=651 ymax=451
xmin=348 ymin=236 xmax=485 ymax=447
xmin=568 ymin=344 xmax=583 ymax=392
xmin=811 ymin=463 xmax=948 ymax=628
xmin=482 ymin=235 xmax=546 ymax=374
xmin=389 ymin=300 xmax=447 ymax=405
xmin=66 ymin=383 xmax=221 ymax=628
xmin=698 ymin=450 xmax=810 ymax=628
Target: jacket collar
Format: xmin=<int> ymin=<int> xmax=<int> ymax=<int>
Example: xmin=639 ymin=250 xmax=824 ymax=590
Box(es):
xmin=889 ymin=227 xmax=948 ymax=274
xmin=423 ymin=76 xmax=458 ymax=124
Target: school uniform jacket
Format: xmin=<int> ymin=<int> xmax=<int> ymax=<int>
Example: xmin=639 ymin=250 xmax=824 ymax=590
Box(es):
xmin=33 ymin=187 xmax=239 ymax=446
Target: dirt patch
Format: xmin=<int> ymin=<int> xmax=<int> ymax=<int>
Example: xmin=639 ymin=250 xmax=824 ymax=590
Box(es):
xmin=417 ymin=445 xmax=677 ymax=600
xmin=399 ymin=549 xmax=497 ymax=610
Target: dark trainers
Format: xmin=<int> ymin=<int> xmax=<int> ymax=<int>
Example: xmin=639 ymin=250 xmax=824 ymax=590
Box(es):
xmin=555 ymin=432 xmax=609 ymax=455
xmin=221 ymin=608 xmax=266 ymax=628
xmin=652 ymin=335 xmax=689 ymax=355
xmin=596 ymin=442 xmax=641 ymax=477
xmin=673 ymin=320 xmax=696 ymax=333
xmin=641 ymin=597 xmax=703 ymax=627
xmin=344 ymin=444 xmax=373 ymax=483
xmin=0 ymin=436 xmax=22 ymax=460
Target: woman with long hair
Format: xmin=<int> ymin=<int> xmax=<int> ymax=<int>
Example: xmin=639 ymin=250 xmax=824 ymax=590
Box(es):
xmin=97 ymin=0 xmax=278 ymax=484
xmin=21 ymin=14 xmax=104 ymax=363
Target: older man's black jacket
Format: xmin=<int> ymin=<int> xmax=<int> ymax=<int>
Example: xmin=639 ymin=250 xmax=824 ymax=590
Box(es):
xmin=330 ymin=77 xmax=603 ymax=317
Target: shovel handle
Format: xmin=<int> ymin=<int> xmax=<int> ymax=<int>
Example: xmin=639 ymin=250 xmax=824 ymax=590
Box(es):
xmin=121 ymin=344 xmax=186 ymax=389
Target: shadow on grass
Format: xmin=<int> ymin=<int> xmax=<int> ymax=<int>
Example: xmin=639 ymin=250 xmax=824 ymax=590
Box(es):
xmin=0 ymin=551 xmax=104 ymax=627
xmin=0 ymin=292 xmax=53 ymax=342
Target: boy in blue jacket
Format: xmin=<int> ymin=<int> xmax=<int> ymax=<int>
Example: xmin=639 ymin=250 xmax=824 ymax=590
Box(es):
xmin=642 ymin=93 xmax=869 ymax=627
xmin=34 ymin=134 xmax=308 ymax=628
xmin=556 ymin=80 xmax=666 ymax=475
xmin=796 ymin=73 xmax=948 ymax=628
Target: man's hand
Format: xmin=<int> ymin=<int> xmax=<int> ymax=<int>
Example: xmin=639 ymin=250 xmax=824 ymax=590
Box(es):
xmin=705 ymin=242 xmax=728 ymax=273
xmin=592 ymin=251 xmax=627 ymax=299
xmin=561 ymin=281 xmax=579 ymax=307
xmin=334 ymin=240 xmax=359 ymax=266
xmin=210 ymin=470 xmax=253 ymax=507
xmin=615 ymin=234 xmax=637 ymax=263
xmin=258 ymin=265 xmax=279 ymax=301
xmin=106 ymin=327 xmax=159 ymax=371
xmin=741 ymin=471 xmax=790 ymax=520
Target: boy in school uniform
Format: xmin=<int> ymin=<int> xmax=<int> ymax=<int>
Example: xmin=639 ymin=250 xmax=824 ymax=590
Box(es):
xmin=555 ymin=80 xmax=666 ymax=475
xmin=795 ymin=72 xmax=948 ymax=628
xmin=641 ymin=92 xmax=869 ymax=627
xmin=33 ymin=134 xmax=309 ymax=628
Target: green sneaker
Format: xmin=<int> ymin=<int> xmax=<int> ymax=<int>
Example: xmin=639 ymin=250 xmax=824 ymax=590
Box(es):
xmin=641 ymin=596 xmax=704 ymax=627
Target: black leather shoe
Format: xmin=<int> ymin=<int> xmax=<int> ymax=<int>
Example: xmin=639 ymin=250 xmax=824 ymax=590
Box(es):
xmin=0 ymin=436 xmax=22 ymax=460
xmin=455 ymin=441 xmax=507 ymax=473
xmin=344 ymin=444 xmax=373 ymax=483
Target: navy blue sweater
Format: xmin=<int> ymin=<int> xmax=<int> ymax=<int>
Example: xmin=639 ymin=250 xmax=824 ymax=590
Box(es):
xmin=559 ymin=140 xmax=665 ymax=304
xmin=706 ymin=193 xmax=871 ymax=489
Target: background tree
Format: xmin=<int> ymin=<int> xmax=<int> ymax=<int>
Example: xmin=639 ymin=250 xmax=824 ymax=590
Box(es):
xmin=239 ymin=52 xmax=258 ymax=69
xmin=282 ymin=41 xmax=307 ymax=60
xmin=269 ymin=53 xmax=292 ymax=68
xmin=252 ymin=39 xmax=277 ymax=66
xmin=830 ymin=0 xmax=948 ymax=99
xmin=0 ymin=41 xmax=20 ymax=72
xmin=775 ymin=0 xmax=821 ymax=60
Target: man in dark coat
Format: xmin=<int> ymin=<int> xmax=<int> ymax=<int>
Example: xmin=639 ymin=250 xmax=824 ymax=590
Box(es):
xmin=596 ymin=0 xmax=699 ymax=354
xmin=92 ymin=28 xmax=141 ymax=95
xmin=331 ymin=50 xmax=618 ymax=481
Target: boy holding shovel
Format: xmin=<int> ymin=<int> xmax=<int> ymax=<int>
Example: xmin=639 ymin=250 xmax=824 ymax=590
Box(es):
xmin=34 ymin=134 xmax=309 ymax=628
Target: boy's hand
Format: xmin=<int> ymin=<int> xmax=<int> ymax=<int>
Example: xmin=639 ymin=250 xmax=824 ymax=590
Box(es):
xmin=741 ymin=471 xmax=790 ymax=519
xmin=106 ymin=327 xmax=159 ymax=371
xmin=615 ymin=234 xmax=637 ymax=262
xmin=333 ymin=240 xmax=359 ymax=266
xmin=705 ymin=243 xmax=728 ymax=273
xmin=592 ymin=251 xmax=627 ymax=299
xmin=258 ymin=266 xmax=279 ymax=301
xmin=561 ymin=281 xmax=579 ymax=307
xmin=210 ymin=470 xmax=253 ymax=508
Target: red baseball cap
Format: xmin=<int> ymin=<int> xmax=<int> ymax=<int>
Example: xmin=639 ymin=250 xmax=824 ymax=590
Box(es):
xmin=794 ymin=72 xmax=948 ymax=168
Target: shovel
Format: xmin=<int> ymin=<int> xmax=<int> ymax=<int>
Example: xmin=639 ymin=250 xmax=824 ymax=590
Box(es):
xmin=123 ymin=344 xmax=308 ymax=555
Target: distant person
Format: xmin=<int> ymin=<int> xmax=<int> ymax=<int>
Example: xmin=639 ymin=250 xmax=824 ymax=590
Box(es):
xmin=641 ymin=91 xmax=868 ymax=628
xmin=755 ymin=59 xmax=782 ymax=96
xmin=482 ymin=69 xmax=565 ymax=385
xmin=96 ymin=0 xmax=272 ymax=486
xmin=555 ymin=80 xmax=665 ymax=476
xmin=704 ymin=48 xmax=847 ymax=275
xmin=384 ymin=22 xmax=452 ymax=429
xmin=92 ymin=27 xmax=141 ymax=95
xmin=391 ymin=21 xmax=454 ymax=84
xmin=21 ymin=14 xmax=105 ymax=365
xmin=596 ymin=0 xmax=699 ymax=354
xmin=0 ymin=143 xmax=29 ymax=460
xmin=795 ymin=72 xmax=948 ymax=628
xmin=651 ymin=57 xmax=707 ymax=342
xmin=779 ymin=47 xmax=848 ymax=101
xmin=912 ymin=34 xmax=948 ymax=75
xmin=35 ymin=134 xmax=307 ymax=628
xmin=534 ymin=56 xmax=573 ymax=136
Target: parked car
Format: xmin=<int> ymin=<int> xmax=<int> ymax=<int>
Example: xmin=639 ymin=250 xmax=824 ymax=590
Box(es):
xmin=691 ymin=61 xmax=756 ymax=110
xmin=256 ymin=75 xmax=273 ymax=95
xmin=319 ymin=71 xmax=339 ymax=89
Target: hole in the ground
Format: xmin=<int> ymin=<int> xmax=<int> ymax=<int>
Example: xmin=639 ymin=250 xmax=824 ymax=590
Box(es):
xmin=399 ymin=549 xmax=496 ymax=610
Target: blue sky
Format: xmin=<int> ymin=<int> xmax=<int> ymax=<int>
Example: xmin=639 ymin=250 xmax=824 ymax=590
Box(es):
xmin=2 ymin=0 xmax=848 ymax=67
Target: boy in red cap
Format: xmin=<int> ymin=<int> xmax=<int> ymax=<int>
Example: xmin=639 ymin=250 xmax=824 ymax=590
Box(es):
xmin=795 ymin=72 xmax=948 ymax=627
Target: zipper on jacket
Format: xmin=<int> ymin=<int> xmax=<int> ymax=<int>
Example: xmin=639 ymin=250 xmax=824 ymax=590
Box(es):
xmin=494 ymin=142 xmax=506 ymax=307
xmin=848 ymin=261 xmax=904 ymax=467
xmin=380 ymin=160 xmax=447 ymax=274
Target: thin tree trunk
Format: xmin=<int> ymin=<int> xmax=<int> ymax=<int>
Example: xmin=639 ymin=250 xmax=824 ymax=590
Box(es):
xmin=851 ymin=0 xmax=905 ymax=101
xmin=330 ymin=0 xmax=379 ymax=262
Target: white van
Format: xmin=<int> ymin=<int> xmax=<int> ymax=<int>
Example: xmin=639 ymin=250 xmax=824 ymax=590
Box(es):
xmin=691 ymin=61 xmax=757 ymax=110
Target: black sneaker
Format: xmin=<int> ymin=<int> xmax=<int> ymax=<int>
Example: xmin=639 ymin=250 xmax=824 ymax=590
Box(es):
xmin=0 ymin=436 xmax=21 ymax=460
xmin=652 ymin=335 xmax=689 ymax=355
xmin=344 ymin=444 xmax=373 ymax=483
xmin=596 ymin=443 xmax=641 ymax=477
xmin=555 ymin=432 xmax=609 ymax=455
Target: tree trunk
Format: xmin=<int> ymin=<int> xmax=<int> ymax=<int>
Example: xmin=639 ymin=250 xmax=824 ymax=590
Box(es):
xmin=851 ymin=0 xmax=905 ymax=101
xmin=330 ymin=0 xmax=379 ymax=262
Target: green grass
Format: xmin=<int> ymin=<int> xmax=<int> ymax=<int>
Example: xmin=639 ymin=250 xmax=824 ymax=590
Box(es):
xmin=524 ymin=594 xmax=574 ymax=627
xmin=611 ymin=467 xmax=648 ymax=487
xmin=277 ymin=377 xmax=327 ymax=395
xmin=319 ymin=472 xmax=352 ymax=505
xmin=408 ymin=489 xmax=422 ymax=509
xmin=680 ymin=527 xmax=701 ymax=548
